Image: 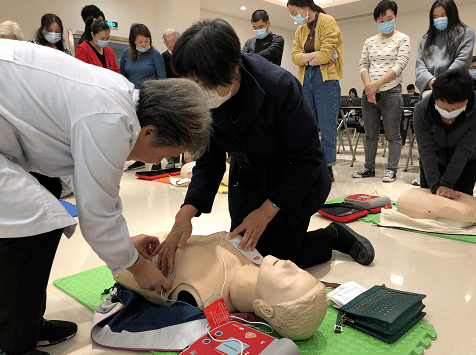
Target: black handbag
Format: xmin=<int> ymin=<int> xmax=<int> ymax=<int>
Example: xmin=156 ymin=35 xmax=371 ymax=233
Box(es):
xmin=334 ymin=286 xmax=426 ymax=343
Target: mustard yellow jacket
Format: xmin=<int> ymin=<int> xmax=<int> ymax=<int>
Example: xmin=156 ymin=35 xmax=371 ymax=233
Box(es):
xmin=292 ymin=13 xmax=344 ymax=84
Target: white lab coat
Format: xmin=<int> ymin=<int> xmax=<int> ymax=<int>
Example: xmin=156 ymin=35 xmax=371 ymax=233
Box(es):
xmin=0 ymin=39 xmax=141 ymax=274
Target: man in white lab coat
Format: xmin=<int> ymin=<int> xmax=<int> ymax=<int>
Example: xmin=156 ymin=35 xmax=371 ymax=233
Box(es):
xmin=0 ymin=39 xmax=212 ymax=355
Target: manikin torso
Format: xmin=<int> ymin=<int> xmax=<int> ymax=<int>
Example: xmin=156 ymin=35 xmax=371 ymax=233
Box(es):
xmin=397 ymin=188 xmax=476 ymax=226
xmin=114 ymin=231 xmax=259 ymax=313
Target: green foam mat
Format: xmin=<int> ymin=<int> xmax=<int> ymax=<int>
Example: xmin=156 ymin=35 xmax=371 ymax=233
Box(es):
xmin=53 ymin=265 xmax=114 ymax=312
xmin=325 ymin=196 xmax=476 ymax=244
xmin=54 ymin=266 xmax=436 ymax=355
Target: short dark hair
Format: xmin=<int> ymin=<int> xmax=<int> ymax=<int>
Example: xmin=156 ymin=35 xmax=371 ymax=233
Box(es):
xmin=407 ymin=84 xmax=415 ymax=90
xmin=251 ymin=10 xmax=269 ymax=23
xmin=84 ymin=17 xmax=110 ymax=41
xmin=472 ymin=56 xmax=476 ymax=64
xmin=34 ymin=13 xmax=68 ymax=52
xmin=432 ymin=69 xmax=473 ymax=104
xmin=128 ymin=23 xmax=153 ymax=61
xmin=373 ymin=0 xmax=398 ymax=21
xmin=81 ymin=5 xmax=105 ymax=22
xmin=172 ymin=19 xmax=242 ymax=89
xmin=286 ymin=0 xmax=326 ymax=14
xmin=136 ymin=79 xmax=213 ymax=157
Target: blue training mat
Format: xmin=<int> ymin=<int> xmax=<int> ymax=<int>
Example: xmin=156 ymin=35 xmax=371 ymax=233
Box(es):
xmin=60 ymin=199 xmax=78 ymax=217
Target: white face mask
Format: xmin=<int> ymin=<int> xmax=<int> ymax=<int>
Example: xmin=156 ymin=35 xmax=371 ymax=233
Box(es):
xmin=205 ymin=84 xmax=233 ymax=109
xmin=434 ymin=104 xmax=467 ymax=120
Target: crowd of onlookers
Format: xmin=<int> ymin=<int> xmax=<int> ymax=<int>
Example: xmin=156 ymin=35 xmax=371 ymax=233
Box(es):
xmin=1 ymin=0 xmax=476 ymax=186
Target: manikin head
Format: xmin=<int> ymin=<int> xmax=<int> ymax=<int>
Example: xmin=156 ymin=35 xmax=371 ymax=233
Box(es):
xmin=231 ymin=255 xmax=327 ymax=340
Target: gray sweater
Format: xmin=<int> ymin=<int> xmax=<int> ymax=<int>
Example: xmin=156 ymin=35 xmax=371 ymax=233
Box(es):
xmin=414 ymin=92 xmax=476 ymax=193
xmin=415 ymin=26 xmax=475 ymax=93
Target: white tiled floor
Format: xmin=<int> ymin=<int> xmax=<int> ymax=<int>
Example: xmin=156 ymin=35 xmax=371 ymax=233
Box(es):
xmin=43 ymin=142 xmax=476 ymax=355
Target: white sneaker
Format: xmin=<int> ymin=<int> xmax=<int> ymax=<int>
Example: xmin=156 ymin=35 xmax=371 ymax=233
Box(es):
xmin=382 ymin=169 xmax=396 ymax=183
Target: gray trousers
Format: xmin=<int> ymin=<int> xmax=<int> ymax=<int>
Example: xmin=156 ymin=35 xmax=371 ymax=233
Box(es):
xmin=362 ymin=85 xmax=403 ymax=171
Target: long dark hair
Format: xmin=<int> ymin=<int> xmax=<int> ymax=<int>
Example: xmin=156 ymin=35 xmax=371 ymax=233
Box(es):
xmin=423 ymin=0 xmax=467 ymax=58
xmin=128 ymin=23 xmax=153 ymax=61
xmin=286 ymin=0 xmax=326 ymax=14
xmin=34 ymin=13 xmax=68 ymax=53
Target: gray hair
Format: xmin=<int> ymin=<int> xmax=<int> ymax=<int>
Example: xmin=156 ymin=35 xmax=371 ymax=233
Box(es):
xmin=163 ymin=29 xmax=180 ymax=41
xmin=136 ymin=78 xmax=213 ymax=157
xmin=0 ymin=20 xmax=24 ymax=40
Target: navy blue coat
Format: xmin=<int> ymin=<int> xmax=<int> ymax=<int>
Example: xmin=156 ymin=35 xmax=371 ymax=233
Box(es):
xmin=184 ymin=53 xmax=331 ymax=228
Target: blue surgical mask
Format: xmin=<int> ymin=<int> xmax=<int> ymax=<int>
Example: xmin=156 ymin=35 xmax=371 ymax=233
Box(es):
xmin=470 ymin=69 xmax=476 ymax=79
xmin=96 ymin=39 xmax=109 ymax=48
xmin=292 ymin=8 xmax=308 ymax=25
xmin=254 ymin=28 xmax=267 ymax=40
xmin=378 ymin=20 xmax=395 ymax=35
xmin=44 ymin=32 xmax=61 ymax=44
xmin=433 ymin=17 xmax=448 ymax=31
xmin=136 ymin=45 xmax=151 ymax=52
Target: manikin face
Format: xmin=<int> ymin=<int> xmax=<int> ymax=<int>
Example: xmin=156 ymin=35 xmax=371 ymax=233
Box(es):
xmin=257 ymin=255 xmax=318 ymax=306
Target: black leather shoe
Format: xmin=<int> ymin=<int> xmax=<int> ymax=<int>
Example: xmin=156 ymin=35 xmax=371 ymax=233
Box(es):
xmin=37 ymin=319 xmax=77 ymax=347
xmin=332 ymin=222 xmax=375 ymax=265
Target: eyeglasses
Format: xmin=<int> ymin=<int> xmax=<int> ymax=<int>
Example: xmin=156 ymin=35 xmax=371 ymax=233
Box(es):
xmin=289 ymin=8 xmax=304 ymax=18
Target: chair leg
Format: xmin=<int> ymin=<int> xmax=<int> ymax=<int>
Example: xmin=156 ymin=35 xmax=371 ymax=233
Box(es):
xmin=404 ymin=134 xmax=416 ymax=172
xmin=351 ymin=133 xmax=361 ymax=167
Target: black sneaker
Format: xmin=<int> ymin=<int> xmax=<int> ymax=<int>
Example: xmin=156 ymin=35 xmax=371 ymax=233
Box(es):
xmin=352 ymin=167 xmax=375 ymax=178
xmin=151 ymin=164 xmax=162 ymax=170
xmin=37 ymin=319 xmax=77 ymax=347
xmin=124 ymin=161 xmax=146 ymax=171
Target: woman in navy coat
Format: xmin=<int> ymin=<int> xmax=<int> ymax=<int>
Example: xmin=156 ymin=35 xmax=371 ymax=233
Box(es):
xmin=155 ymin=19 xmax=375 ymax=274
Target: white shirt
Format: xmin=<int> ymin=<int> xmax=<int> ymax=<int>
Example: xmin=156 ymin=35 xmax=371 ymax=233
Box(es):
xmin=359 ymin=30 xmax=411 ymax=92
xmin=0 ymin=39 xmax=141 ymax=273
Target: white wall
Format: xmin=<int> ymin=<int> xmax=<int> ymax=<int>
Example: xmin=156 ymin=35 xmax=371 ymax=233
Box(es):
xmin=336 ymin=2 xmax=476 ymax=96
xmin=1 ymin=0 xmax=196 ymax=54
xmin=2 ymin=0 xmax=475 ymax=89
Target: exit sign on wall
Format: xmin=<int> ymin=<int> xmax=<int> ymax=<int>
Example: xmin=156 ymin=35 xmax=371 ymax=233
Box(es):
xmin=107 ymin=21 xmax=119 ymax=30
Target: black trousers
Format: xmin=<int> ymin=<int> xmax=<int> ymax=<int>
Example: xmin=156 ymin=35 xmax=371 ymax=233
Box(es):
xmin=234 ymin=212 xmax=333 ymax=270
xmin=0 ymin=174 xmax=63 ymax=353
xmin=420 ymin=159 xmax=476 ymax=195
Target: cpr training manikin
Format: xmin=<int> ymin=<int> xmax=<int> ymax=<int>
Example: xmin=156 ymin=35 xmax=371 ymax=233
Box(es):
xmin=397 ymin=188 xmax=476 ymax=227
xmin=115 ymin=231 xmax=327 ymax=341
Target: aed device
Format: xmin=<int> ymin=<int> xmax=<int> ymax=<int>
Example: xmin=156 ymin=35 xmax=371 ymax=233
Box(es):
xmin=178 ymin=321 xmax=300 ymax=355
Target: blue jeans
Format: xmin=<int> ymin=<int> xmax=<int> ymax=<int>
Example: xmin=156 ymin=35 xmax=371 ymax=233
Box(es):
xmin=361 ymin=85 xmax=403 ymax=171
xmin=302 ymin=66 xmax=340 ymax=166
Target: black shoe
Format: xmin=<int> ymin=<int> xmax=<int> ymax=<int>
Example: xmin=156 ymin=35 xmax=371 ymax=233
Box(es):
xmin=329 ymin=222 xmax=375 ymax=265
xmin=352 ymin=167 xmax=375 ymax=178
xmin=37 ymin=319 xmax=77 ymax=347
xmin=327 ymin=166 xmax=334 ymax=182
xmin=151 ymin=164 xmax=162 ymax=170
xmin=124 ymin=161 xmax=146 ymax=171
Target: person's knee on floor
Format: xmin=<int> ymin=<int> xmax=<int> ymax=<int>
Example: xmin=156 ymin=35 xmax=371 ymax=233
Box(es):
xmin=324 ymin=222 xmax=375 ymax=265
